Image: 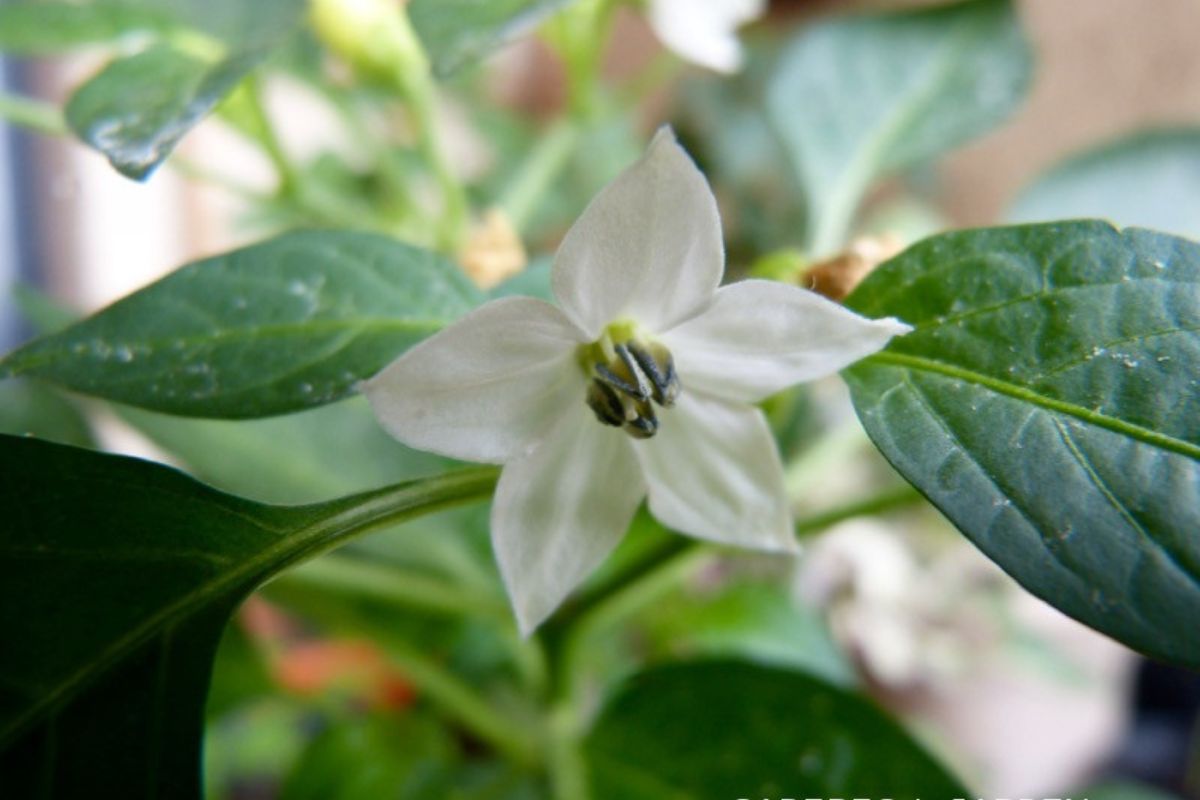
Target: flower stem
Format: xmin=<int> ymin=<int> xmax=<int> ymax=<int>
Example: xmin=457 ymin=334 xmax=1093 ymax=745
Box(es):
xmin=380 ymin=636 xmax=543 ymax=768
xmin=242 ymin=74 xmax=299 ymax=197
xmin=277 ymin=553 xmax=508 ymax=618
xmin=389 ymin=64 xmax=468 ymax=253
xmin=0 ymin=91 xmax=65 ymax=136
xmin=500 ymin=119 xmax=579 ymax=234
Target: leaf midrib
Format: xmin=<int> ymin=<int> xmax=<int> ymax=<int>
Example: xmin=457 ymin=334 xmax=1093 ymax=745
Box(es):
xmin=0 ymin=317 xmax=450 ymax=376
xmin=0 ymin=469 xmax=496 ymax=747
xmin=866 ymin=350 xmax=1200 ymax=460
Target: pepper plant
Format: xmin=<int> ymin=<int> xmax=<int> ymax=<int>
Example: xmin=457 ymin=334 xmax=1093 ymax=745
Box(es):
xmin=0 ymin=0 xmax=1196 ymax=798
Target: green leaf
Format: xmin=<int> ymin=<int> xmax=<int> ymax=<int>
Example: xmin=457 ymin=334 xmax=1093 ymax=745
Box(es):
xmin=1010 ymin=128 xmax=1200 ymax=241
xmin=65 ymin=43 xmax=263 ymax=180
xmin=0 ymin=2 xmax=169 ymax=53
xmin=0 ymin=230 xmax=483 ymax=418
xmin=844 ymin=221 xmax=1200 ymax=668
xmin=117 ymin=397 xmax=448 ymax=504
xmin=409 ymin=0 xmax=577 ymax=76
xmin=0 ymin=380 xmax=95 ymax=448
xmin=584 ymin=660 xmax=968 ymax=798
xmin=766 ymin=0 xmax=1031 ymax=255
xmin=1081 ymin=782 xmax=1182 ymax=800
xmin=279 ymin=713 xmax=456 ymax=800
xmin=0 ymin=433 xmax=497 ymax=796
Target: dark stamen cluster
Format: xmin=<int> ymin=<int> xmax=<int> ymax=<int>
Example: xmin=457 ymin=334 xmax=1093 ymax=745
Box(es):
xmin=586 ymin=341 xmax=679 ymax=438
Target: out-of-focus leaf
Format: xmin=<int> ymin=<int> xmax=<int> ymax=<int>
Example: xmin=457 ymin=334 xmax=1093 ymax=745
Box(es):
xmin=0 ymin=380 xmax=94 ymax=448
xmin=65 ymin=44 xmax=263 ymax=180
xmin=767 ymin=0 xmax=1031 ymax=254
xmin=118 ymin=397 xmax=447 ymax=504
xmin=844 ymin=221 xmax=1200 ymax=668
xmin=279 ymin=713 xmax=455 ymax=800
xmin=0 ymin=230 xmax=483 ymax=418
xmin=409 ymin=0 xmax=578 ymax=76
xmin=0 ymin=2 xmax=169 ymax=53
xmin=206 ymin=617 xmax=273 ymax=720
xmin=641 ymin=581 xmax=855 ymax=687
xmin=585 ymin=661 xmax=968 ymax=798
xmin=0 ymin=433 xmax=497 ymax=797
xmin=1081 ymin=782 xmax=1181 ymax=800
xmin=1010 ymin=128 xmax=1200 ymax=241
xmin=488 ymin=257 xmax=552 ymax=302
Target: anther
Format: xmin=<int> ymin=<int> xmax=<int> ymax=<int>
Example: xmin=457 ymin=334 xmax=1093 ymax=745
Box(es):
xmin=581 ymin=326 xmax=680 ymax=439
xmin=626 ymin=341 xmax=680 ymax=407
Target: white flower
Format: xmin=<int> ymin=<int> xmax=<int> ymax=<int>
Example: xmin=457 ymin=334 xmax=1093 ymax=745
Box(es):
xmin=365 ymin=128 xmax=910 ymax=634
xmin=647 ymin=0 xmax=766 ymax=73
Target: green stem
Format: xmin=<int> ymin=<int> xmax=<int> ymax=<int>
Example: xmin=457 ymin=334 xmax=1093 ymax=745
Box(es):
xmin=277 ymin=554 xmax=508 ymax=618
xmin=243 ymin=75 xmax=298 ymax=196
xmin=0 ymin=92 xmax=66 ymax=136
xmin=390 ymin=67 xmax=468 ymax=253
xmin=380 ymin=636 xmax=543 ymax=767
xmin=500 ymin=119 xmax=579 ymax=234
xmin=547 ymin=703 xmax=589 ymax=800
xmin=274 ymin=467 xmax=500 ymax=576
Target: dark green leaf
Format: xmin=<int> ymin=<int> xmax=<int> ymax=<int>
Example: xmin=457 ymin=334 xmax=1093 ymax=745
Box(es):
xmin=766 ymin=0 xmax=1031 ymax=254
xmin=409 ymin=0 xmax=577 ymax=76
xmin=0 ymin=230 xmax=483 ymax=418
xmin=844 ymin=221 xmax=1200 ymax=667
xmin=0 ymin=2 xmax=169 ymax=53
xmin=584 ymin=660 xmax=968 ymax=798
xmin=65 ymin=44 xmax=263 ymax=180
xmin=1010 ymin=128 xmax=1200 ymax=241
xmin=0 ymin=433 xmax=497 ymax=796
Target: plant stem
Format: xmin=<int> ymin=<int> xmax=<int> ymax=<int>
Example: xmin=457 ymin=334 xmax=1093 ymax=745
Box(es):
xmin=0 ymin=92 xmax=66 ymax=136
xmin=380 ymin=636 xmax=543 ymax=767
xmin=390 ymin=66 xmax=468 ymax=253
xmin=500 ymin=119 xmax=579 ymax=234
xmin=243 ymin=74 xmax=299 ymax=196
xmin=278 ymin=553 xmax=508 ymax=618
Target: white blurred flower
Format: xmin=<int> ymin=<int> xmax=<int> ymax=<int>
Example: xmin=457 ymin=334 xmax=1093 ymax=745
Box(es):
xmin=365 ymin=128 xmax=910 ymax=633
xmin=647 ymin=0 xmax=767 ymax=73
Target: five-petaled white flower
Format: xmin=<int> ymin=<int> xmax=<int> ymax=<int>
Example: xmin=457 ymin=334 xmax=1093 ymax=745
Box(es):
xmin=365 ymin=128 xmax=911 ymax=634
xmin=647 ymin=0 xmax=766 ymax=73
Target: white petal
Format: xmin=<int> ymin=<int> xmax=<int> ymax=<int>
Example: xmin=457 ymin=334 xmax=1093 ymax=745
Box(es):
xmin=552 ymin=127 xmax=724 ymax=337
xmin=661 ymin=280 xmax=912 ymax=404
xmin=648 ymin=0 xmax=766 ymax=73
xmin=363 ymin=296 xmax=586 ymax=463
xmin=633 ymin=391 xmax=795 ymax=553
xmin=492 ymin=404 xmax=644 ymax=634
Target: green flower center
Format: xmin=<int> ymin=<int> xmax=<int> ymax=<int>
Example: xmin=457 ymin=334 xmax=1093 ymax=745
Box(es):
xmin=578 ymin=320 xmax=680 ymax=439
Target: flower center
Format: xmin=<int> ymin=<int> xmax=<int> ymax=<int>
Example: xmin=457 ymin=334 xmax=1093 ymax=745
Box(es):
xmin=579 ymin=320 xmax=680 ymax=439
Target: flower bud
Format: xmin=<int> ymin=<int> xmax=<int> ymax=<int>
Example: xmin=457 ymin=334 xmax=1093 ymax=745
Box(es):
xmin=309 ymin=0 xmax=427 ymax=79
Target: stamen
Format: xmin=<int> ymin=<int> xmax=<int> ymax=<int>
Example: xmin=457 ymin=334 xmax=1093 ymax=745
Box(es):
xmin=580 ymin=324 xmax=681 ymax=439
xmin=626 ymin=341 xmax=680 ymax=407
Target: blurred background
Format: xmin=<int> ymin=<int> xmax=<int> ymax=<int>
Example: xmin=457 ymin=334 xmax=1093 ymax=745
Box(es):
xmin=2 ymin=0 xmax=1199 ymax=797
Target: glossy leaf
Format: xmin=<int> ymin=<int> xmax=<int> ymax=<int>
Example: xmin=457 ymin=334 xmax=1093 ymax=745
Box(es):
xmin=766 ymin=0 xmax=1031 ymax=254
xmin=65 ymin=44 xmax=263 ymax=180
xmin=585 ymin=660 xmax=968 ymax=798
xmin=409 ymin=0 xmax=577 ymax=76
xmin=0 ymin=433 xmax=498 ymax=796
xmin=844 ymin=221 xmax=1200 ymax=667
xmin=1010 ymin=128 xmax=1200 ymax=241
xmin=0 ymin=230 xmax=483 ymax=418
xmin=0 ymin=2 xmax=168 ymax=53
